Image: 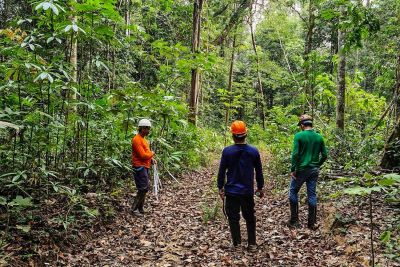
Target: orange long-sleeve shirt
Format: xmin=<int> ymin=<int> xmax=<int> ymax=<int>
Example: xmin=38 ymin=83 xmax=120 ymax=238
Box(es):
xmin=132 ymin=134 xmax=154 ymax=168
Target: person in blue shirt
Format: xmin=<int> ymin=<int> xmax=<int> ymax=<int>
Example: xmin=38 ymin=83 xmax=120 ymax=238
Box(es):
xmin=217 ymin=120 xmax=264 ymax=251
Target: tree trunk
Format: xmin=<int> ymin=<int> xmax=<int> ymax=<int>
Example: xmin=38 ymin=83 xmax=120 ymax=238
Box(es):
xmin=304 ymin=0 xmax=315 ymax=115
xmin=336 ymin=6 xmax=346 ymax=131
xmin=188 ymin=0 xmax=204 ymax=125
xmin=224 ymin=34 xmax=236 ymax=146
xmin=249 ymin=3 xmax=265 ymax=129
xmin=125 ymin=0 xmax=131 ymax=37
xmin=395 ymin=53 xmax=400 ymax=122
xmin=0 ymin=0 xmax=7 ymax=28
xmin=381 ymin=53 xmax=400 ymax=170
xmin=380 ymin=117 xmax=400 ymax=170
xmin=70 ymin=16 xmax=78 ymax=109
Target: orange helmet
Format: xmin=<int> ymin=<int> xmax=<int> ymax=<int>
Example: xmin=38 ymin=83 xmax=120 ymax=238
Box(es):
xmin=231 ymin=120 xmax=247 ymax=135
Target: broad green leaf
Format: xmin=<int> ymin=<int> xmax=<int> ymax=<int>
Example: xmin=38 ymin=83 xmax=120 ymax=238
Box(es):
xmin=0 ymin=196 xmax=7 ymax=205
xmin=9 ymin=196 xmax=33 ymax=207
xmin=380 ymin=231 xmax=391 ymax=243
xmin=383 ymin=173 xmax=400 ymax=182
xmin=16 ymin=225 xmax=31 ymax=233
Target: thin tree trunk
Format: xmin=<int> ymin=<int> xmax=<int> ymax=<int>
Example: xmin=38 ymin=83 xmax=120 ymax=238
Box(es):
xmin=369 ymin=194 xmax=375 ymax=267
xmin=249 ymin=2 xmax=265 ymax=129
xmin=336 ymin=6 xmax=346 ymax=131
xmin=70 ymin=35 xmax=78 ymax=95
xmin=0 ymin=0 xmax=7 ymax=29
xmin=304 ymin=0 xmax=315 ymax=115
xmin=395 ymin=53 xmax=400 ymax=121
xmin=224 ymin=34 xmax=237 ymax=146
xmin=189 ymin=0 xmax=204 ymax=125
xmin=125 ymin=0 xmax=131 ymax=37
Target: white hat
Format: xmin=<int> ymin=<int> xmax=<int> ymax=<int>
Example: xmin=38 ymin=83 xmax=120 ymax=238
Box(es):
xmin=138 ymin=119 xmax=152 ymax=127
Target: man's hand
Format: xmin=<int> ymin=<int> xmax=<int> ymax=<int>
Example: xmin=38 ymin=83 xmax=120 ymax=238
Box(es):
xmin=218 ymin=189 xmax=225 ymax=200
xmin=255 ymin=189 xmax=264 ymax=198
xmin=290 ymin=172 xmax=296 ymax=179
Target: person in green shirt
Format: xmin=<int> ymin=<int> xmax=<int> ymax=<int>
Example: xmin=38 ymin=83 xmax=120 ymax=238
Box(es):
xmin=289 ymin=114 xmax=327 ymax=229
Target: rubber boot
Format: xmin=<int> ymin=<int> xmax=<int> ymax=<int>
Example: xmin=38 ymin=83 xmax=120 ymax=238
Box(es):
xmin=308 ymin=204 xmax=317 ymax=229
xmin=288 ymin=201 xmax=300 ymax=228
xmin=246 ymin=221 xmax=256 ymax=245
xmin=138 ymin=191 xmax=147 ymax=214
xmin=132 ymin=191 xmax=145 ymax=216
xmin=228 ymin=221 xmax=241 ymax=247
xmin=246 ymin=220 xmax=256 ymax=251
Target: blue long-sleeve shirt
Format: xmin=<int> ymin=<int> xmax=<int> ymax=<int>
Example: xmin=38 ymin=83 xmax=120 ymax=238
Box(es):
xmin=217 ymin=144 xmax=264 ymax=196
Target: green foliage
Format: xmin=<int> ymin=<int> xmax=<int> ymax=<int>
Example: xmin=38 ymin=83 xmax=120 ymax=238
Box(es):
xmin=201 ymin=201 xmax=221 ymax=224
xmin=1 ymin=0 xmax=399 ymax=263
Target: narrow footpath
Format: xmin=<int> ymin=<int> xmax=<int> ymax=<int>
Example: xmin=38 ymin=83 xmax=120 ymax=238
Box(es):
xmin=64 ymin=166 xmax=382 ymax=266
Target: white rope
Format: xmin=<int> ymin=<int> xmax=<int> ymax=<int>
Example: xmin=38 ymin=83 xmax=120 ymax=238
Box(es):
xmin=153 ymin=164 xmax=161 ymax=200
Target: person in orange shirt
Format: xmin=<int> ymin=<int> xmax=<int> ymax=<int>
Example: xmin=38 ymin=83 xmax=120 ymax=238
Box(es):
xmin=131 ymin=118 xmax=156 ymax=216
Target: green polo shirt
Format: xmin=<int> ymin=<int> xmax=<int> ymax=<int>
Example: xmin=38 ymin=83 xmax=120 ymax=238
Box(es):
xmin=291 ymin=129 xmax=327 ymax=172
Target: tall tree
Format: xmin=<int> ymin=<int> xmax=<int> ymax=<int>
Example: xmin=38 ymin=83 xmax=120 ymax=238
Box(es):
xmin=381 ymin=52 xmax=400 ymax=169
xmin=188 ymin=0 xmax=204 ymax=125
xmin=303 ymin=0 xmax=316 ymax=115
xmin=336 ymin=5 xmax=346 ymax=131
xmin=249 ymin=2 xmax=265 ymax=129
xmin=224 ymin=33 xmax=237 ymax=146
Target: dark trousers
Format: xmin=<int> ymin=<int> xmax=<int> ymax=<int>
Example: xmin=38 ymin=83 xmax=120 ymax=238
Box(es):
xmin=133 ymin=167 xmax=150 ymax=192
xmin=132 ymin=167 xmax=149 ymax=212
xmin=225 ymin=194 xmax=256 ymax=246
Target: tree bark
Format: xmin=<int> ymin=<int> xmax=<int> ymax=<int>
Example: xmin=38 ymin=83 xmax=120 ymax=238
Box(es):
xmin=125 ymin=0 xmax=131 ymax=37
xmin=224 ymin=34 xmax=236 ymax=146
xmin=188 ymin=0 xmax=204 ymax=125
xmin=70 ymin=15 xmax=78 ymax=109
xmin=304 ymin=0 xmax=315 ymax=115
xmin=336 ymin=6 xmax=346 ymax=131
xmin=249 ymin=3 xmax=265 ymax=129
xmin=0 ymin=0 xmax=7 ymax=29
xmin=395 ymin=53 xmax=400 ymax=121
xmin=381 ymin=53 xmax=400 ymax=170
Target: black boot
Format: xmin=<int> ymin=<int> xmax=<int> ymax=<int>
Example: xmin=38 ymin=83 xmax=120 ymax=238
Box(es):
xmin=138 ymin=191 xmax=147 ymax=214
xmin=132 ymin=191 xmax=145 ymax=216
xmin=228 ymin=221 xmax=241 ymax=247
xmin=308 ymin=204 xmax=317 ymax=229
xmin=288 ymin=201 xmax=299 ymax=228
xmin=246 ymin=221 xmax=256 ymax=246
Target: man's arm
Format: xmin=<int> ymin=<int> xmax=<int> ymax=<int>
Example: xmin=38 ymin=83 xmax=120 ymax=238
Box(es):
xmin=255 ymin=151 xmax=264 ymax=190
xmin=290 ymin=135 xmax=300 ymax=173
xmin=318 ymin=138 xmax=328 ymax=166
xmin=217 ymin=150 xmax=227 ymax=190
xmin=132 ymin=139 xmax=154 ymax=160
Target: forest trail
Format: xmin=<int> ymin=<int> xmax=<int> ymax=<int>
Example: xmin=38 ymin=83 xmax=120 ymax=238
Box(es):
xmin=62 ymin=163 xmax=373 ymax=267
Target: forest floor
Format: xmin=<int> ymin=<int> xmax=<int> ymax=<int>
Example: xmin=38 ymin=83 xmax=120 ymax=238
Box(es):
xmin=56 ymin=161 xmax=398 ymax=266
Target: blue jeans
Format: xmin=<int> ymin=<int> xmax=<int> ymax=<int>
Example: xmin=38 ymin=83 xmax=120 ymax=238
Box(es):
xmin=289 ymin=168 xmax=319 ymax=207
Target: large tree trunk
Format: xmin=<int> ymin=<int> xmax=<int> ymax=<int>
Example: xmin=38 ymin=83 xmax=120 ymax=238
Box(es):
xmin=188 ymin=0 xmax=204 ymax=125
xmin=336 ymin=6 xmax=346 ymax=131
xmin=304 ymin=0 xmax=315 ymax=116
xmin=380 ymin=119 xmax=400 ymax=170
xmin=249 ymin=3 xmax=265 ymax=129
xmin=381 ymin=53 xmax=400 ymax=170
